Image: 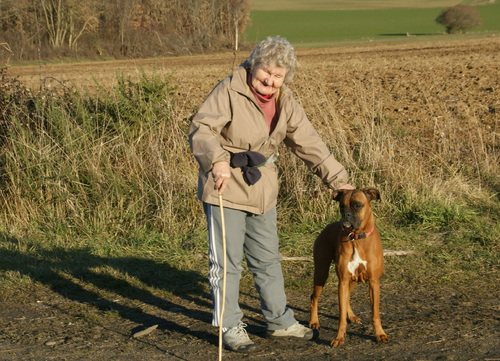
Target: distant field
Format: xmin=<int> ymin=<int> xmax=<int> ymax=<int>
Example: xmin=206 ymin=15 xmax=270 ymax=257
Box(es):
xmin=248 ymin=0 xmax=494 ymax=11
xmin=244 ymin=1 xmax=500 ymax=45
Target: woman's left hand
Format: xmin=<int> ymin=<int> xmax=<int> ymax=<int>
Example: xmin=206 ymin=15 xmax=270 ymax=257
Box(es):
xmin=338 ymin=184 xmax=355 ymax=190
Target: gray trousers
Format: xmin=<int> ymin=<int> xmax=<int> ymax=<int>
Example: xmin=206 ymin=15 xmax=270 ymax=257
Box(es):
xmin=203 ymin=202 xmax=296 ymax=330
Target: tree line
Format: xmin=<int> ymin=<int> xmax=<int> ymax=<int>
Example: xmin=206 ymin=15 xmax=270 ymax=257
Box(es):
xmin=0 ymin=0 xmax=250 ymax=62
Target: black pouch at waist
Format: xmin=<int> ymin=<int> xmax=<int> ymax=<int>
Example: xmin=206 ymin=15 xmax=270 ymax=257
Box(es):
xmin=230 ymin=151 xmax=267 ymax=185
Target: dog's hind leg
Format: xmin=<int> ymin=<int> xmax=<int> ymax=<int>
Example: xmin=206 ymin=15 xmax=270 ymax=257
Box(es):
xmin=309 ymin=240 xmax=334 ymax=329
xmin=309 ymin=284 xmax=324 ymax=329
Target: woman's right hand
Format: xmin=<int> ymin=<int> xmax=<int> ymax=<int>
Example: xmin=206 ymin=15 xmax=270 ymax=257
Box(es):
xmin=212 ymin=161 xmax=231 ymax=194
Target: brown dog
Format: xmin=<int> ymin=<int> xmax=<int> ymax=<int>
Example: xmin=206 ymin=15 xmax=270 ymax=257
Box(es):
xmin=309 ymin=188 xmax=389 ymax=347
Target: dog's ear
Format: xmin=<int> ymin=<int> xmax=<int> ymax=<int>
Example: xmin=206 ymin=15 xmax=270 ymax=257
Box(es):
xmin=332 ymin=190 xmax=344 ymax=202
xmin=363 ymin=188 xmax=380 ymax=201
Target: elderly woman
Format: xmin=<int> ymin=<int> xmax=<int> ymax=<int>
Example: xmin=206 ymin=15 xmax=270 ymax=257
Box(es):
xmin=189 ymin=36 xmax=353 ymax=353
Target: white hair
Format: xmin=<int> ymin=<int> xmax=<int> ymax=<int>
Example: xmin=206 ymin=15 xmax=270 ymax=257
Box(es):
xmin=244 ymin=36 xmax=297 ymax=83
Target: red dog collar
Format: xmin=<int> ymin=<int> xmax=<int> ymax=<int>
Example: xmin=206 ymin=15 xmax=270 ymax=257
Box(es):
xmin=348 ymin=224 xmax=375 ymax=241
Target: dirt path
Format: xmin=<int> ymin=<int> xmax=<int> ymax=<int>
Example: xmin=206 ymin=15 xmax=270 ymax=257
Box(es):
xmin=0 ymin=275 xmax=498 ymax=361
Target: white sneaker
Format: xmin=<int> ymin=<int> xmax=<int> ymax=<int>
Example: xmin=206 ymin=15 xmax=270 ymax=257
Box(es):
xmin=267 ymin=322 xmax=315 ymax=340
xmin=222 ymin=323 xmax=257 ymax=353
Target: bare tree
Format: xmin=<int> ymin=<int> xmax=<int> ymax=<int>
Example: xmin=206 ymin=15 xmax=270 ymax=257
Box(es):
xmin=229 ymin=0 xmax=250 ymax=51
xmin=0 ymin=0 xmax=43 ymax=58
xmin=103 ymin=0 xmax=138 ymax=55
xmin=435 ymin=4 xmax=481 ymax=34
xmin=39 ymin=0 xmax=99 ymax=49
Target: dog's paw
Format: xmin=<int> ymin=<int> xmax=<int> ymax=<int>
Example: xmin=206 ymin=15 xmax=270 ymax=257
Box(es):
xmin=309 ymin=321 xmax=321 ymax=329
xmin=348 ymin=315 xmax=362 ymax=324
xmin=376 ymin=333 xmax=390 ymax=343
xmin=331 ymin=337 xmax=345 ymax=347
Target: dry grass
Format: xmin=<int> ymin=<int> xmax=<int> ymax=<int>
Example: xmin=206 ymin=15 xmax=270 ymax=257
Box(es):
xmin=1 ymin=37 xmax=498 ymax=266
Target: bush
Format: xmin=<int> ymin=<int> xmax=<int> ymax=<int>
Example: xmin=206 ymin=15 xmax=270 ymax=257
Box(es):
xmin=435 ymin=4 xmax=481 ymax=34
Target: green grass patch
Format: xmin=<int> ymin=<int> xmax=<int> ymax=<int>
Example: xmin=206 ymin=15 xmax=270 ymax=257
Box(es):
xmin=249 ymin=0 xmax=494 ymax=11
xmin=245 ymin=3 xmax=500 ymax=44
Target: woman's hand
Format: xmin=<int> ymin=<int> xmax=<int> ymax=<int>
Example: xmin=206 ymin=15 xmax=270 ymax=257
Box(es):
xmin=212 ymin=161 xmax=231 ymax=194
xmin=338 ymin=183 xmax=355 ymax=190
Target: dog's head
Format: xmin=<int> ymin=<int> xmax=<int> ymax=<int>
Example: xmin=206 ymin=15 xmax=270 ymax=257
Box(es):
xmin=332 ymin=188 xmax=380 ymax=231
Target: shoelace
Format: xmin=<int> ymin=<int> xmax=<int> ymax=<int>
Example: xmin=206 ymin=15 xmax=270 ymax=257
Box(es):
xmin=231 ymin=323 xmax=250 ymax=342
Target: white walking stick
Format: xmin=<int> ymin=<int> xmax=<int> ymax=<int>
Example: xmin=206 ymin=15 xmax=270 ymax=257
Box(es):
xmin=218 ymin=194 xmax=227 ymax=361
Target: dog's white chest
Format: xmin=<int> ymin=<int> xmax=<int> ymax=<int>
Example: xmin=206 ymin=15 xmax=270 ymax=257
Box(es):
xmin=348 ymin=248 xmax=367 ymax=276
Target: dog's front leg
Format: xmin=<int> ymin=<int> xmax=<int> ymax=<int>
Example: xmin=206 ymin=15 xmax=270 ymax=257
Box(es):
xmin=332 ymin=278 xmax=350 ymax=347
xmin=347 ymin=280 xmax=362 ymax=324
xmin=369 ymin=278 xmax=389 ymax=343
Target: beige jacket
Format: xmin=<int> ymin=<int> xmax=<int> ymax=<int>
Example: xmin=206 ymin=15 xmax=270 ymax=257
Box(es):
xmin=189 ymin=66 xmax=349 ymax=214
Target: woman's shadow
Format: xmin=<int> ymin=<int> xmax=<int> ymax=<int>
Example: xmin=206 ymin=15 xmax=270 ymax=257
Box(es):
xmin=0 ymin=233 xmax=214 ymax=341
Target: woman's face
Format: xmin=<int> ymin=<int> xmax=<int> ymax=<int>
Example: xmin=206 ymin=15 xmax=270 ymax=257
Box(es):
xmin=251 ymin=64 xmax=287 ymax=96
